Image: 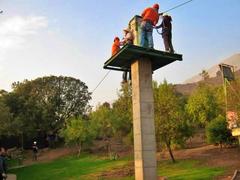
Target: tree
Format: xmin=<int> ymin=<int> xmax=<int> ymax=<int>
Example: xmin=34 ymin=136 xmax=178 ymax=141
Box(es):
xmin=214 ymin=86 xmax=225 ymax=115
xmin=186 ymin=83 xmax=220 ymax=126
xmin=226 ymin=78 xmax=240 ymax=121
xmin=90 ymin=83 xmax=132 ymax=142
xmin=0 ymin=90 xmax=7 ymax=96
xmin=206 ymin=115 xmax=233 ymax=148
xmin=153 ymin=80 xmax=192 ymax=163
xmin=0 ymin=100 xmax=15 ymax=137
xmin=6 ymin=76 xmax=91 ymax=135
xmin=199 ymin=69 xmax=209 ymax=80
xmin=88 ymin=83 xmax=132 ymax=158
xmin=0 ymin=76 xmax=91 ymax=149
xmin=111 ymin=83 xmax=132 ymax=143
xmin=60 ymin=117 xmax=91 ymax=157
xmin=0 ymin=94 xmax=27 ymax=149
xmin=90 ymin=104 xmax=114 ymax=140
xmin=89 ymin=103 xmax=117 ymax=158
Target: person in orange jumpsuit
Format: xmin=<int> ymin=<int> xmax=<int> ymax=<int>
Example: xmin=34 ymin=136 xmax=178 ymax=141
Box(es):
xmin=140 ymin=3 xmax=160 ymax=48
xmin=111 ymin=36 xmax=130 ymax=83
xmin=111 ymin=37 xmax=121 ymax=56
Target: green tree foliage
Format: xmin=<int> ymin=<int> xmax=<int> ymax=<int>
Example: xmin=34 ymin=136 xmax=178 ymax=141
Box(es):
xmin=89 ymin=103 xmax=114 ymax=140
xmin=0 ymin=91 xmax=24 ymax=145
xmin=206 ymin=115 xmax=233 ymax=148
xmin=226 ymin=78 xmax=240 ymax=119
xmin=90 ymin=83 xmax=132 ymax=141
xmin=214 ymin=86 xmax=225 ymax=114
xmin=88 ymin=83 xmax=132 ymax=157
xmin=89 ymin=103 xmax=117 ymax=158
xmin=60 ymin=117 xmax=92 ymax=157
xmin=186 ymin=84 xmax=220 ymax=126
xmin=3 ymin=76 xmax=91 ymax=138
xmin=0 ymin=99 xmax=15 ymax=136
xmin=153 ymin=80 xmax=193 ymax=163
xmin=111 ymin=83 xmax=132 ymax=143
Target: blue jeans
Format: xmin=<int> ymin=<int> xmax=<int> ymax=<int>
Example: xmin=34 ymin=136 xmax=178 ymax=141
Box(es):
xmin=140 ymin=21 xmax=154 ymax=48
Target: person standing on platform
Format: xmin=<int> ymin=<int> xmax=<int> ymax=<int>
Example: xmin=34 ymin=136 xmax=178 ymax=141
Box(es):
xmin=111 ymin=37 xmax=121 ymax=56
xmin=155 ymin=13 xmax=174 ymax=53
xmin=140 ymin=3 xmax=160 ymax=48
xmin=111 ymin=36 xmax=129 ymax=83
xmin=122 ymin=28 xmax=134 ymax=45
xmin=121 ymin=28 xmax=134 ymax=83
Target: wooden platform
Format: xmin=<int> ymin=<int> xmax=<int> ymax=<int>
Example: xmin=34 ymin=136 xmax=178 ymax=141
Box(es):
xmin=103 ymin=44 xmax=183 ymax=72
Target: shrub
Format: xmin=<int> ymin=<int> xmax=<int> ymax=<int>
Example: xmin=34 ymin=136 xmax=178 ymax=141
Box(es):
xmin=206 ymin=115 xmax=233 ymax=148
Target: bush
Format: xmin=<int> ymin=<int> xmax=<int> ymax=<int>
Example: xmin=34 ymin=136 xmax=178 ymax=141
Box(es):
xmin=7 ymin=148 xmax=25 ymax=167
xmin=206 ymin=115 xmax=233 ymax=148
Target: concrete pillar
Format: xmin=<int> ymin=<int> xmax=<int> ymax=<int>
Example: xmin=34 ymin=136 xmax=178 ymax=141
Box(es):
xmin=131 ymin=57 xmax=157 ymax=180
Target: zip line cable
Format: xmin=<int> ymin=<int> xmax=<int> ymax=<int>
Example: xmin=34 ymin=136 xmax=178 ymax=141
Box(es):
xmin=91 ymin=70 xmax=111 ymax=93
xmin=91 ymin=0 xmax=195 ymax=93
xmin=156 ymin=0 xmax=195 ymax=35
xmin=162 ymin=0 xmax=194 ymax=14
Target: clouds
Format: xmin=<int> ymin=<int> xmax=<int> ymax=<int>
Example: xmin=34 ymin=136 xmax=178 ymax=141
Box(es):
xmin=0 ymin=16 xmax=48 ymax=51
xmin=0 ymin=15 xmax=48 ymax=90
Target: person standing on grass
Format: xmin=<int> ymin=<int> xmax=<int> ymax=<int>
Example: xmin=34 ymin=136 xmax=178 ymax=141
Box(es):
xmin=32 ymin=141 xmax=38 ymax=161
xmin=0 ymin=148 xmax=7 ymax=180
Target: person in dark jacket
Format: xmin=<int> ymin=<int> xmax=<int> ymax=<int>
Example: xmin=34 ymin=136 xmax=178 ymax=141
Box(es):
xmin=156 ymin=13 xmax=174 ymax=53
xmin=0 ymin=148 xmax=7 ymax=180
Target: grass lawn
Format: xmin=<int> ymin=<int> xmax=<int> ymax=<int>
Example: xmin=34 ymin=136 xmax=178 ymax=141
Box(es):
xmin=10 ymin=154 xmax=224 ymax=180
xmin=158 ymin=160 xmax=224 ymax=180
xmin=7 ymin=158 xmax=21 ymax=168
xmin=10 ymin=154 xmax=131 ymax=180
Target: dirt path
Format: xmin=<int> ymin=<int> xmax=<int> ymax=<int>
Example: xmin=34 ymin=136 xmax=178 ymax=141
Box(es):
xmin=23 ymin=147 xmax=74 ymax=166
xmin=6 ymin=174 xmax=17 ymax=180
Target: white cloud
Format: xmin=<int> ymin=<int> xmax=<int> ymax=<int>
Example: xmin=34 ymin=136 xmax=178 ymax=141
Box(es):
xmin=0 ymin=16 xmax=48 ymax=50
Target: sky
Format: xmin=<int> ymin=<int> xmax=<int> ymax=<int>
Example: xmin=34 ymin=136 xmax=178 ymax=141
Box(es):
xmin=0 ymin=0 xmax=240 ymax=107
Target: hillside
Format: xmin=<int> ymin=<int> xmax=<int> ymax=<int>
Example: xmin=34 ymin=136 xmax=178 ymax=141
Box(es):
xmin=175 ymin=68 xmax=240 ymax=95
xmin=184 ymin=53 xmax=240 ymax=84
xmin=175 ymin=53 xmax=240 ymax=95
